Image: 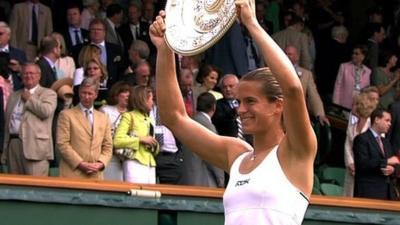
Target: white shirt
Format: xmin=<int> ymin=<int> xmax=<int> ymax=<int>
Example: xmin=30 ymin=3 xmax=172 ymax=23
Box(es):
xmin=100 ymin=105 xmax=124 ymax=136
xmin=9 ymin=85 xmax=39 ymax=134
xmin=129 ymin=23 xmax=140 ymax=40
xmin=43 ymin=56 xmax=56 ymax=70
xmin=0 ymin=44 xmax=9 ymax=53
xmin=68 ymin=27 xmax=83 ymax=46
xmin=150 ymin=106 xmax=178 ymax=153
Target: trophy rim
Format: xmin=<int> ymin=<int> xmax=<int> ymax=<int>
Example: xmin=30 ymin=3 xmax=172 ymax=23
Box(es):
xmin=164 ymin=0 xmax=238 ymax=56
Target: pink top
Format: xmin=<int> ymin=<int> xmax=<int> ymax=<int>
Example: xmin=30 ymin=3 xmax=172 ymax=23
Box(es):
xmin=332 ymin=62 xmax=371 ymax=109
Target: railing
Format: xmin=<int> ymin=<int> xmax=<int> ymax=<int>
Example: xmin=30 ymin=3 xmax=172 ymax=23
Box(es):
xmin=0 ymin=174 xmax=399 ymax=225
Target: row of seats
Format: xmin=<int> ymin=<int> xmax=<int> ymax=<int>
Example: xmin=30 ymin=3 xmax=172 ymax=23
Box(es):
xmin=313 ymin=166 xmax=346 ymax=196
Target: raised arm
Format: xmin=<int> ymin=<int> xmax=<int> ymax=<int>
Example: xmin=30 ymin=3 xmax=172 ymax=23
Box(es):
xmin=237 ymin=0 xmax=316 ymax=159
xmin=150 ymin=12 xmax=248 ymax=172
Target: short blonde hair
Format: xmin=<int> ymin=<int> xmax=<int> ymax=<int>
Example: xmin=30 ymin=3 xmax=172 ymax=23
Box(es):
xmin=353 ymin=93 xmax=377 ymax=118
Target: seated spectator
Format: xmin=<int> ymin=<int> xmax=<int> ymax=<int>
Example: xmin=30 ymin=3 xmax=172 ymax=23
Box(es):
xmin=57 ymin=77 xmax=113 ymax=180
xmin=194 ymin=64 xmax=223 ymax=100
xmin=343 ymin=92 xmax=378 ymax=197
xmin=100 ymin=81 xmax=132 ymax=181
xmin=333 ymin=45 xmax=371 ymax=110
xmin=371 ymin=51 xmax=400 ymax=109
xmin=113 ymin=85 xmax=159 ymax=184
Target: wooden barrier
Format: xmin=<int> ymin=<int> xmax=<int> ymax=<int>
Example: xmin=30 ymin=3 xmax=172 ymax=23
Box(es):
xmin=0 ymin=174 xmax=398 ymax=212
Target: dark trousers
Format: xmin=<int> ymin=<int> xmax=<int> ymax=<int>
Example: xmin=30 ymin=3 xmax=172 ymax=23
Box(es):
xmin=156 ymin=151 xmax=183 ymax=184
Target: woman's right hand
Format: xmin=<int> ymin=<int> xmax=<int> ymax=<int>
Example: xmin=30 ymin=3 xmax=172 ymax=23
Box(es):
xmin=149 ymin=10 xmax=168 ymax=50
xmin=140 ymin=136 xmax=158 ymax=147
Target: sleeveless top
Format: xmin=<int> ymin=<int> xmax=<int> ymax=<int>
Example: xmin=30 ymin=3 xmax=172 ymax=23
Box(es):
xmin=223 ymin=146 xmax=309 ymax=225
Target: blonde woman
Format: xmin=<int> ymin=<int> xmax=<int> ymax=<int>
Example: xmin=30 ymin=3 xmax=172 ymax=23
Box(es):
xmin=73 ymin=58 xmax=108 ymax=107
xmin=73 ymin=44 xmax=102 ymax=86
xmin=52 ymin=32 xmax=76 ymax=80
xmin=343 ymin=91 xmax=378 ymax=197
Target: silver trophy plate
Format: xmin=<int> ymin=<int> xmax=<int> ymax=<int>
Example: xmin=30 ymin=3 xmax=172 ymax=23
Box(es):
xmin=164 ymin=0 xmax=237 ymax=56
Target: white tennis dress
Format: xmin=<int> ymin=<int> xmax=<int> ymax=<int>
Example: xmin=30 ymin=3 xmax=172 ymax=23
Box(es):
xmin=223 ymin=146 xmax=309 ymax=225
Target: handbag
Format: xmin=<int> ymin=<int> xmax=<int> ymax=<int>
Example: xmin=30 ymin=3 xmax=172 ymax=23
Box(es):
xmin=113 ymin=113 xmax=135 ymax=160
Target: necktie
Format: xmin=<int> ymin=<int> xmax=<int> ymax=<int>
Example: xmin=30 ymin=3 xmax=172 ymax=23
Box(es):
xmin=231 ymin=100 xmax=244 ymax=140
xmin=85 ymin=109 xmax=93 ymax=132
xmin=376 ymin=136 xmax=385 ymax=155
xmin=98 ymin=44 xmax=107 ymax=65
xmin=246 ymin=37 xmax=259 ymax=68
xmin=154 ymin=110 xmax=164 ymax=146
xmin=74 ymin=29 xmax=81 ymax=45
xmin=114 ymin=27 xmax=123 ymax=48
xmin=184 ymin=90 xmax=193 ymax=117
xmin=31 ymin=5 xmax=38 ymax=45
xmin=231 ymin=99 xmax=244 ymax=140
xmin=136 ymin=26 xmax=140 ymax=39
xmin=236 ymin=116 xmax=244 ymax=140
xmin=52 ymin=66 xmax=58 ymax=80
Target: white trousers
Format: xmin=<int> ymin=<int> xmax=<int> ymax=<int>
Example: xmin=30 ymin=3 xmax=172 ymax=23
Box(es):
xmin=123 ymin=159 xmax=156 ymax=184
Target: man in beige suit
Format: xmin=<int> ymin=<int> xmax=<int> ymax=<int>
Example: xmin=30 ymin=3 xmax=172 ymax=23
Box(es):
xmin=285 ymin=45 xmax=330 ymax=126
xmin=2 ymin=63 xmax=57 ymax=175
xmin=57 ymin=77 xmax=112 ymax=180
xmin=9 ymin=0 xmax=53 ymax=61
xmin=272 ymin=15 xmax=312 ymax=70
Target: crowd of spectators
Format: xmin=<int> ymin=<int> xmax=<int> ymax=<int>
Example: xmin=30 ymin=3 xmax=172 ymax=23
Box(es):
xmin=0 ymin=0 xmax=399 ymax=200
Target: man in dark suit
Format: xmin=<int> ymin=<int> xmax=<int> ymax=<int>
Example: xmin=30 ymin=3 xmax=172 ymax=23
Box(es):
xmin=62 ymin=4 xmax=89 ymax=53
xmin=72 ymin=18 xmax=124 ymax=88
xmin=117 ymin=2 xmax=153 ymax=57
xmin=212 ymin=74 xmax=252 ymax=144
xmin=203 ymin=22 xmax=248 ymax=77
xmin=179 ymin=92 xmax=224 ymax=187
xmin=36 ymin=35 xmax=61 ymax=88
xmin=365 ymin=23 xmax=386 ymax=70
xmin=0 ymin=22 xmax=27 ymax=65
xmin=353 ymin=108 xmax=400 ymax=200
xmin=212 ymin=74 xmax=240 ymax=137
